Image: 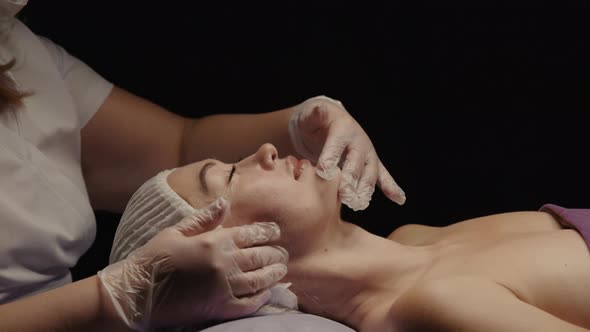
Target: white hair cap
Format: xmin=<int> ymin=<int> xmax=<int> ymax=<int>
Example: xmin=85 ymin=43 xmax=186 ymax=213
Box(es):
xmin=109 ymin=169 xmax=197 ymax=263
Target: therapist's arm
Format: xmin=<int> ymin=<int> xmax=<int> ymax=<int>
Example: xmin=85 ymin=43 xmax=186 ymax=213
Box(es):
xmin=82 ymin=86 xmax=297 ymax=213
xmin=0 ymin=276 xmax=131 ymax=332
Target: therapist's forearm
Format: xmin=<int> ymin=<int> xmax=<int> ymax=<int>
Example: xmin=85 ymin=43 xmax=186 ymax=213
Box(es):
xmin=0 ymin=276 xmax=130 ymax=332
xmin=180 ymin=107 xmax=298 ymax=164
xmin=83 ymin=86 xmax=297 ymax=212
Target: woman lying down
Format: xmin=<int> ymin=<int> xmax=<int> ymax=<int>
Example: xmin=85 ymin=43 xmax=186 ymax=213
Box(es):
xmin=108 ymin=143 xmax=590 ymax=332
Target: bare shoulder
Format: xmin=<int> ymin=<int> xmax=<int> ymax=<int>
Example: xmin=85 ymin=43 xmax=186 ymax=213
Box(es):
xmin=390 ymin=277 xmax=515 ymax=332
xmin=389 ymin=211 xmax=562 ymax=246
xmin=387 ymin=224 xmax=441 ymax=246
xmin=438 ymin=211 xmax=562 ymax=240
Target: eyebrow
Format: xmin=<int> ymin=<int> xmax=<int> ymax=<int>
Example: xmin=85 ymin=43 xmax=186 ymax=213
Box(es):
xmin=199 ymin=162 xmax=216 ymax=196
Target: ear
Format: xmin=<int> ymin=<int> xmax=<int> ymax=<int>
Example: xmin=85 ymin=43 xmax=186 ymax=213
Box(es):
xmin=173 ymin=197 xmax=230 ymax=236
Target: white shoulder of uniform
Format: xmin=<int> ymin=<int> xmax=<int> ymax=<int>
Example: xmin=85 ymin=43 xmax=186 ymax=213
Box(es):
xmin=34 ymin=28 xmax=114 ymax=128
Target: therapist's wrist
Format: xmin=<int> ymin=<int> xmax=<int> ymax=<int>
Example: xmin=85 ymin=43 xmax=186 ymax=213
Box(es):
xmin=96 ymin=275 xmax=135 ymax=332
xmin=273 ymin=105 xmax=300 ymax=157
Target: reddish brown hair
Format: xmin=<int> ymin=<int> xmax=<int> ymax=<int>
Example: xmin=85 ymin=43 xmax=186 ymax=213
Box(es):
xmin=0 ymin=59 xmax=29 ymax=111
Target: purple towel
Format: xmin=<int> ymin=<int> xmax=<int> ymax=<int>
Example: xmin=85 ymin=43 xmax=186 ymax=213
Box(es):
xmin=540 ymin=204 xmax=590 ymax=250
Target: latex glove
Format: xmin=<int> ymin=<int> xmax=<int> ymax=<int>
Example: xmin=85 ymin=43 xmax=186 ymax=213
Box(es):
xmin=98 ymin=198 xmax=288 ymax=331
xmin=288 ymin=95 xmax=406 ymax=211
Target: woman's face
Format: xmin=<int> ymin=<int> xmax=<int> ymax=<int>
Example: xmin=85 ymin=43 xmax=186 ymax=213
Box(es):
xmin=167 ymin=143 xmax=342 ymax=251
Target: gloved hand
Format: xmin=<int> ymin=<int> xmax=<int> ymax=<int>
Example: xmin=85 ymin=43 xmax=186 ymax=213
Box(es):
xmin=98 ymin=198 xmax=289 ymax=331
xmin=288 ymin=95 xmax=406 ymax=211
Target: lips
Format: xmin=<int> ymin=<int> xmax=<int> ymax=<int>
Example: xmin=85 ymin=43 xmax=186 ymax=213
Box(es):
xmin=294 ymin=162 xmax=303 ymax=180
xmin=287 ymin=155 xmax=310 ymax=181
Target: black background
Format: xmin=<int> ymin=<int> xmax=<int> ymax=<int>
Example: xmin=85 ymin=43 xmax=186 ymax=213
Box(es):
xmin=18 ymin=2 xmax=589 ymax=280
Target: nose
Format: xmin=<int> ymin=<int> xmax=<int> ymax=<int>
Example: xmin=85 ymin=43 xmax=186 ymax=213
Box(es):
xmin=254 ymin=143 xmax=278 ymax=170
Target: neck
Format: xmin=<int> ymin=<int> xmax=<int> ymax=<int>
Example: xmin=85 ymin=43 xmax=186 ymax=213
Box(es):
xmin=284 ymin=220 xmax=431 ymax=330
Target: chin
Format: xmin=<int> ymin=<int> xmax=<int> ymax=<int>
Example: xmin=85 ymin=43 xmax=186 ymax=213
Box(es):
xmin=314 ymin=167 xmax=341 ymax=191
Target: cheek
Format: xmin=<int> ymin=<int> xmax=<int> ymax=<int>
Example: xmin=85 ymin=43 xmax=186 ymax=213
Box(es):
xmin=225 ymin=177 xmax=324 ymax=226
xmin=231 ymin=180 xmax=295 ymax=217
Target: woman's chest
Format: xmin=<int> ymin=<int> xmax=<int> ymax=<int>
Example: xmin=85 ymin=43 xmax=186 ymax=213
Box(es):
xmin=425 ymin=229 xmax=590 ymax=327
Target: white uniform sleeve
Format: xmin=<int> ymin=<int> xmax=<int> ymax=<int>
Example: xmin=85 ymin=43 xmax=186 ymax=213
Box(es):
xmin=37 ymin=36 xmax=113 ymax=128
